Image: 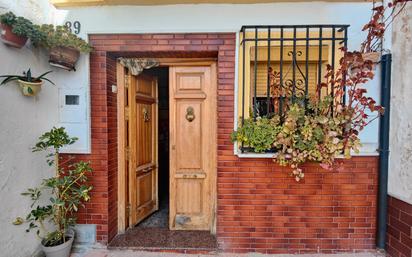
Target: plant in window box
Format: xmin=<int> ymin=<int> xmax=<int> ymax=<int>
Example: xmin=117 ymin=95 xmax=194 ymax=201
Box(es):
xmin=232 ymin=0 xmax=407 ymax=181
xmin=36 ymin=24 xmax=93 ymax=71
xmin=0 ymin=69 xmax=54 ymax=96
xmin=0 ymin=12 xmax=33 ymax=48
xmin=232 ymin=97 xmax=356 ymax=181
xmin=231 ymin=116 xmax=281 ymax=153
xmin=14 ymin=127 xmax=92 ymax=257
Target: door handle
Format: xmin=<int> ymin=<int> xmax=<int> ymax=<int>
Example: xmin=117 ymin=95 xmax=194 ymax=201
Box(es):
xmin=143 ymin=107 xmax=150 ymax=122
xmin=185 ymin=106 xmax=195 ymax=122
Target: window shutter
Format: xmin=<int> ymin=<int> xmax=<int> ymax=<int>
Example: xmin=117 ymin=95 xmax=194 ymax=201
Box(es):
xmin=250 ymin=61 xmax=318 ymax=98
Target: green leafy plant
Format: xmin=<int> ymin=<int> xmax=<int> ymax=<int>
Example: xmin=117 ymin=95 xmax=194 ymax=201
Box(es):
xmin=0 ymin=11 xmax=16 ymax=27
xmin=0 ymin=69 xmax=55 ymax=85
xmin=232 ymin=98 xmax=354 ymax=181
xmin=36 ymin=24 xmax=92 ymax=53
xmin=17 ymin=127 xmax=92 ymax=247
xmin=231 ymin=116 xmax=281 ymax=153
xmin=0 ymin=12 xmax=38 ymax=40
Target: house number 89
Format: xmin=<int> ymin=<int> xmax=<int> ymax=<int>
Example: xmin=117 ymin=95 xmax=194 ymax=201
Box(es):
xmin=65 ymin=21 xmax=81 ymax=34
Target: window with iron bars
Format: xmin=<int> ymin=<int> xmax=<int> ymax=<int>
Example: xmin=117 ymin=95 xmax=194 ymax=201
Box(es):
xmin=237 ymin=25 xmax=349 ymax=153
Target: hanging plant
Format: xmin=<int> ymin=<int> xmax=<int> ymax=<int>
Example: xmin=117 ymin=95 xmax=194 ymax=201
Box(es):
xmin=0 ymin=12 xmax=33 ymax=48
xmin=232 ymin=0 xmax=410 ymax=181
xmin=35 ymin=24 xmax=93 ymax=71
xmin=0 ymin=69 xmax=54 ymax=96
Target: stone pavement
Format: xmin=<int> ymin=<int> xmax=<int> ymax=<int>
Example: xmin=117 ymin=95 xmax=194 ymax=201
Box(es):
xmin=78 ymin=249 xmax=386 ymax=257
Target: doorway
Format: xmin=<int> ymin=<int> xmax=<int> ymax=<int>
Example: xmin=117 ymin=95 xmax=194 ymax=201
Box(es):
xmin=116 ymin=59 xmax=217 ymax=240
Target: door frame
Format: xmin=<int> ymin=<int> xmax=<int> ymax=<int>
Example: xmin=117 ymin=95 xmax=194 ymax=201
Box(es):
xmin=117 ymin=58 xmax=217 ymax=234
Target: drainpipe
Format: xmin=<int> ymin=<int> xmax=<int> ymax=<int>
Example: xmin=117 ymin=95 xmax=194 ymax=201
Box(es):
xmin=376 ymin=53 xmax=391 ymax=250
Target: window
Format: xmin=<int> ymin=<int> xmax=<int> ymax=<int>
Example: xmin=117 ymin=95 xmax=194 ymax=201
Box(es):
xmin=238 ymin=25 xmax=349 ymax=121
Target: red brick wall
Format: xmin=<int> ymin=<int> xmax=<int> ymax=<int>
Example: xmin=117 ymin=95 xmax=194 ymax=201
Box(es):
xmin=65 ymin=33 xmax=379 ymax=253
xmin=217 ymin=157 xmax=378 ymax=254
xmin=386 ymin=196 xmax=412 ymax=257
xmin=106 ymin=56 xmax=118 ymax=241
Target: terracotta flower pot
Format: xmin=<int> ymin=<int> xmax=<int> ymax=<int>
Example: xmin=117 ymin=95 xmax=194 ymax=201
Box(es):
xmin=0 ymin=23 xmax=28 ymax=48
xmin=49 ymin=46 xmax=80 ymax=71
xmin=17 ymin=79 xmax=43 ymax=96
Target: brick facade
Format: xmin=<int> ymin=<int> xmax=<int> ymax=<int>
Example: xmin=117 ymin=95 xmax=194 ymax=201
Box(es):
xmin=64 ymin=33 xmax=379 ymax=253
xmin=386 ymin=196 xmax=412 ymax=257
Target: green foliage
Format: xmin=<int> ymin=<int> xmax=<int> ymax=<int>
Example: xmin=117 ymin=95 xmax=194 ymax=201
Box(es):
xmin=0 ymin=12 xmax=17 ymax=26
xmin=232 ymin=98 xmax=360 ymax=181
xmin=33 ymin=127 xmax=77 ymax=163
xmin=36 ymin=24 xmax=93 ymax=53
xmin=18 ymin=127 xmax=92 ymax=247
xmin=0 ymin=12 xmax=92 ymax=52
xmin=12 ymin=16 xmax=35 ymax=37
xmin=0 ymin=12 xmax=38 ymax=40
xmin=231 ymin=116 xmax=281 ymax=153
xmin=0 ymin=69 xmax=55 ymax=85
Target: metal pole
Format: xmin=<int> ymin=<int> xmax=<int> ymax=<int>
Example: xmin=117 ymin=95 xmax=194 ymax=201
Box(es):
xmin=377 ymin=53 xmax=392 ymax=249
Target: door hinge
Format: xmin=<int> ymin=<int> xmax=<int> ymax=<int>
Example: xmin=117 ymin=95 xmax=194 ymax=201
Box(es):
xmin=124 ymin=75 xmax=129 ymax=89
xmin=126 ymin=203 xmax=131 ymax=217
xmin=124 ymin=107 xmax=129 ymax=120
xmin=125 ymin=146 xmax=130 ymax=161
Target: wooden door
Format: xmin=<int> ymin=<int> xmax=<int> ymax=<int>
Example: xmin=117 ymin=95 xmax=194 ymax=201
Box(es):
xmin=127 ymin=73 xmax=158 ymax=227
xmin=169 ymin=64 xmax=217 ymax=231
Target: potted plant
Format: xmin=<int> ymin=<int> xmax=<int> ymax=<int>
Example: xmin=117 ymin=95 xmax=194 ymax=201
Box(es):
xmin=0 ymin=69 xmax=54 ymax=96
xmin=36 ymin=24 xmax=93 ymax=71
xmin=15 ymin=127 xmax=92 ymax=257
xmin=0 ymin=12 xmax=33 ymax=48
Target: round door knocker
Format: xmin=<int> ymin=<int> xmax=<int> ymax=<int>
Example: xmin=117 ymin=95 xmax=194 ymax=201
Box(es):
xmin=185 ymin=106 xmax=195 ymax=122
xmin=143 ymin=107 xmax=150 ymax=122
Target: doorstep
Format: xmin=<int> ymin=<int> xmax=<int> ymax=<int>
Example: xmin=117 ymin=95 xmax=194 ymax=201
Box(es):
xmin=108 ymin=227 xmax=218 ymax=254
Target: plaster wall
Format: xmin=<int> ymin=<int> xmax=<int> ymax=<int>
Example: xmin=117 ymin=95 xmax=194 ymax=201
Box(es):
xmin=388 ymin=3 xmax=412 ymax=205
xmin=0 ymin=1 xmax=71 ymax=256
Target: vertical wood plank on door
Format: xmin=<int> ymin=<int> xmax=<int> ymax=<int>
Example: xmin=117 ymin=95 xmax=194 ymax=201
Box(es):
xmin=128 ymin=73 xmax=138 ymax=227
xmin=210 ymin=63 xmax=217 ymax=235
xmin=117 ymin=63 xmax=127 ymax=232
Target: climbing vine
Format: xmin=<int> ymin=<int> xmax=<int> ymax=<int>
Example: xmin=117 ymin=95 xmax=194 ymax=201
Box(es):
xmin=232 ymin=0 xmax=411 ymax=181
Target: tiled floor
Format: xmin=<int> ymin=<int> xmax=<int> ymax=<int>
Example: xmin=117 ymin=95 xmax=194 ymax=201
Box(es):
xmin=82 ymin=249 xmax=386 ymax=257
xmin=137 ymin=200 xmax=169 ymax=228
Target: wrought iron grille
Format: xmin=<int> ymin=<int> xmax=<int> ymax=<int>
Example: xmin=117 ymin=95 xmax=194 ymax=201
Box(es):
xmin=239 ymin=25 xmax=349 ymax=122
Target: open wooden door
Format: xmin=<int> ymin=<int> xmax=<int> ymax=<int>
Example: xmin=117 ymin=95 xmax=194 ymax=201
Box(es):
xmin=169 ymin=64 xmax=217 ymax=231
xmin=126 ymin=73 xmax=159 ymax=227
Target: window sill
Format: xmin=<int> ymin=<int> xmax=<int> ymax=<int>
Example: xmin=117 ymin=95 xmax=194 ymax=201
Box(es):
xmin=235 ymin=143 xmax=379 ymax=158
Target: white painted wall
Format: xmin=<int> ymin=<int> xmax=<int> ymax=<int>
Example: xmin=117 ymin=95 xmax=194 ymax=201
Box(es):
xmin=388 ymin=3 xmax=412 ymax=205
xmin=0 ymin=1 xmax=55 ymax=256
xmin=0 ymin=1 xmax=81 ymax=256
